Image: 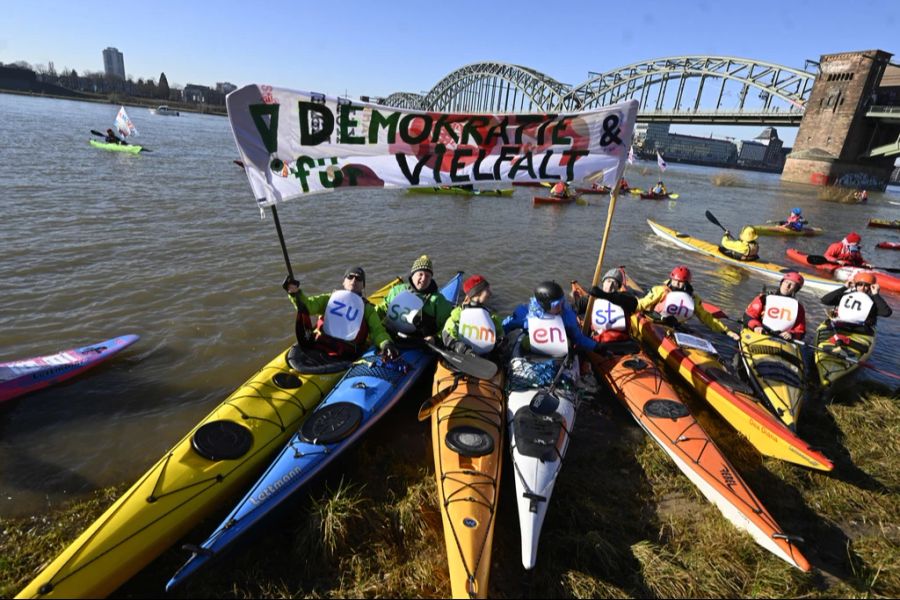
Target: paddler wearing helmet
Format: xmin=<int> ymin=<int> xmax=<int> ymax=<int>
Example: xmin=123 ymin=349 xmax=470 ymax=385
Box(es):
xmin=719 ymin=225 xmax=760 ymax=261
xmin=572 ymin=267 xmax=638 ymax=344
xmin=823 ymin=231 xmax=871 ymax=267
xmin=785 ymin=207 xmax=806 ymax=231
xmin=819 ymin=270 xmax=892 ymax=328
xmin=376 ymin=255 xmax=454 ymax=345
xmin=441 ymin=274 xmax=506 ymax=359
xmin=502 ymin=280 xmax=601 ymax=354
xmin=637 ymin=265 xmax=741 ymax=341
xmin=742 ymin=271 xmax=807 ymax=341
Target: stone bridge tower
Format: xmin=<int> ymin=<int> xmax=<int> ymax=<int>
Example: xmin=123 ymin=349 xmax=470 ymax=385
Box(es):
xmin=781 ymin=49 xmax=898 ymax=190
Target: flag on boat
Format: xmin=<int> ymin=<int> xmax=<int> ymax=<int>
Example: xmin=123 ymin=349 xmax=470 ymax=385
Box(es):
xmin=226 ymin=85 xmax=639 ymax=208
xmin=627 ymin=146 xmax=635 ymax=165
xmin=656 ymin=150 xmax=667 ymax=172
xmin=115 ymin=106 xmax=138 ymax=137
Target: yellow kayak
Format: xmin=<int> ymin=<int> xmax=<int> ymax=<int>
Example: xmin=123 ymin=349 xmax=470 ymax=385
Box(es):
xmin=738 ymin=329 xmax=806 ymax=431
xmin=814 ymin=320 xmax=876 ymax=388
xmin=16 ymin=278 xmax=400 ymax=599
xmin=427 ymin=361 xmax=505 ymax=599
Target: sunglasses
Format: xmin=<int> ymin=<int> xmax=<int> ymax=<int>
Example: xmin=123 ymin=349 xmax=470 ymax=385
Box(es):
xmin=345 ymin=274 xmax=363 ymax=281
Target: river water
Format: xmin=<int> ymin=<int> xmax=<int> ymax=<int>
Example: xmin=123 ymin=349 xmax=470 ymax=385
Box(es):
xmin=1 ymin=92 xmax=899 ymax=517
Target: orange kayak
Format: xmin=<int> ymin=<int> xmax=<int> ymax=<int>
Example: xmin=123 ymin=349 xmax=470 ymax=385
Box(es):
xmin=572 ymin=282 xmax=811 ymax=570
xmin=425 ymin=361 xmax=505 ymax=598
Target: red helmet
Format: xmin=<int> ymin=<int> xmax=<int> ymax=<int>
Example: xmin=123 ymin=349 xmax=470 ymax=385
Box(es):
xmin=845 ymin=232 xmax=862 ymax=244
xmin=781 ymin=271 xmax=804 ymax=289
xmin=669 ymin=266 xmax=692 ymax=283
xmin=851 ymin=271 xmax=876 ymax=285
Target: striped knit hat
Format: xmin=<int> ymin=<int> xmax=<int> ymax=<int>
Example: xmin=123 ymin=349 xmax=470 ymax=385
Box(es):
xmin=410 ymin=255 xmax=433 ymax=275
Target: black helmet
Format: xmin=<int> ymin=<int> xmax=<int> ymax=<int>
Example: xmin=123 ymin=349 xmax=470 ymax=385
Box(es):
xmin=534 ymin=280 xmax=564 ymax=311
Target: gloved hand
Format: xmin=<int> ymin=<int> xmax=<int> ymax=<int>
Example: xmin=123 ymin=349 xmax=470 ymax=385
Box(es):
xmin=450 ymin=340 xmax=473 ymax=355
xmin=381 ymin=341 xmax=399 ymax=361
xmin=588 ymin=285 xmax=604 ymax=297
xmin=282 ymin=275 xmax=300 ymax=292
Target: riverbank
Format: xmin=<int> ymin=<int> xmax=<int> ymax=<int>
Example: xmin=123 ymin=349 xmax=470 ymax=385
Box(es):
xmin=3 ymin=381 xmax=897 ymax=598
xmin=0 ymin=89 xmax=226 ymax=116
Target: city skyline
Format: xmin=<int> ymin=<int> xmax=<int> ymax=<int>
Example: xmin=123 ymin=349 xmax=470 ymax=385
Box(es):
xmin=4 ymin=0 xmax=898 ymax=146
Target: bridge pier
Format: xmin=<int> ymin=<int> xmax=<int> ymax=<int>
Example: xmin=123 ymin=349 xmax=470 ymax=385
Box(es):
xmin=781 ymin=50 xmax=900 ymax=191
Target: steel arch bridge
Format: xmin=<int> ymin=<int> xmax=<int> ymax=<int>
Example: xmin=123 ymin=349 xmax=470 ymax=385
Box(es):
xmin=379 ymin=56 xmax=817 ymax=125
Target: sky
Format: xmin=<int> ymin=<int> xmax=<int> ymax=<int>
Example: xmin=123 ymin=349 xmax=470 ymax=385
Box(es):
xmin=3 ymin=0 xmax=898 ymax=146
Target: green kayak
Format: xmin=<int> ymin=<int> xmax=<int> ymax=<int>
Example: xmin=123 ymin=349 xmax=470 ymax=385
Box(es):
xmin=407 ymin=187 xmax=513 ymax=197
xmin=752 ymin=224 xmax=823 ymax=237
xmin=89 ymin=139 xmax=143 ymax=154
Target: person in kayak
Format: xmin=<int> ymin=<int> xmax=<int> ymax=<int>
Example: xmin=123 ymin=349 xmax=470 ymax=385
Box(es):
xmin=618 ymin=177 xmax=630 ymax=192
xmin=820 ymin=271 xmax=892 ymax=328
xmin=637 ymin=266 xmax=741 ymax=341
xmin=376 ymin=255 xmax=454 ymax=344
xmin=283 ymin=266 xmax=399 ymax=361
xmin=823 ymin=232 xmax=871 ymax=267
xmin=502 ymin=280 xmax=601 ymax=354
xmin=104 ymin=128 xmax=126 ymax=145
xmin=651 ymin=181 xmax=667 ymax=195
xmin=784 ymin=207 xmax=805 ymax=231
xmin=742 ymin=271 xmax=807 ymax=341
xmin=719 ymin=226 xmax=760 ymax=261
xmin=853 ymin=189 xmax=868 ymax=203
xmin=549 ymin=182 xmax=574 ymax=199
xmin=574 ymin=268 xmax=637 ymax=344
xmin=442 ymin=274 xmax=505 ymax=359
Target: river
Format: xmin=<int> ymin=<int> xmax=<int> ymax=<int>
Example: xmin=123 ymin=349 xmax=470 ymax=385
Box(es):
xmin=1 ymin=92 xmax=898 ymax=517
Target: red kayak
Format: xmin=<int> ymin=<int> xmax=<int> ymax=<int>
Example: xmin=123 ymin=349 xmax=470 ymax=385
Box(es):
xmin=514 ymin=182 xmax=608 ymax=194
xmin=785 ymin=248 xmax=900 ymax=293
xmin=877 ymin=241 xmax=900 ymax=250
xmin=533 ymin=195 xmax=576 ymax=206
xmin=640 ymin=192 xmax=669 ymax=200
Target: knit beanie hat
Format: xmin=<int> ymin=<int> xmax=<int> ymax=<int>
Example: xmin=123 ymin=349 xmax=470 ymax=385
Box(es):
xmin=410 ymin=255 xmax=433 ymax=275
xmin=343 ymin=266 xmax=366 ymax=284
xmin=463 ymin=274 xmax=489 ymax=298
xmin=601 ymin=268 xmax=624 ymax=287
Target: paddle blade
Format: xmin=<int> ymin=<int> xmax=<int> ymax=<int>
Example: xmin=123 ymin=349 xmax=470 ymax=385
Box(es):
xmin=669 ymin=193 xmax=680 ymax=199
xmin=90 ymin=129 xmax=106 ymax=137
xmin=805 ymin=254 xmax=830 ymax=265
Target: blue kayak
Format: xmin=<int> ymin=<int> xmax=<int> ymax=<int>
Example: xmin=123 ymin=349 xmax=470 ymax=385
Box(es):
xmin=166 ymin=272 xmax=463 ymax=589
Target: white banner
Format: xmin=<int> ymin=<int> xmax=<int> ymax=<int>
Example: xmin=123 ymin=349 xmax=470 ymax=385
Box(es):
xmin=656 ymin=150 xmax=667 ymax=172
xmin=226 ymin=85 xmax=639 ymax=208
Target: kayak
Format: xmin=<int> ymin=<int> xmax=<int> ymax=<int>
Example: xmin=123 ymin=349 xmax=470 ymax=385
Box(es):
xmin=165 ymin=273 xmax=463 ymax=590
xmin=785 ymin=248 xmax=900 ymax=293
xmin=506 ymin=337 xmax=579 ymax=569
xmin=533 ymin=195 xmax=576 ymax=206
xmin=407 ymin=187 xmax=513 ymax=197
xmin=640 ymin=192 xmax=670 ymax=200
xmin=571 ymin=282 xmax=810 ymax=570
xmin=753 ymin=224 xmax=824 ymax=237
xmin=877 ymin=241 xmax=900 ymax=250
xmin=428 ymin=361 xmax=505 ymax=599
xmin=813 ymin=319 xmax=876 ymax=388
xmin=867 ymin=218 xmax=900 ymax=230
xmin=647 ymin=220 xmax=843 ymax=293
xmin=631 ymin=314 xmax=833 ymax=471
xmin=738 ymin=329 xmax=805 ymax=431
xmin=0 ymin=335 xmax=139 ymax=404
xmin=16 ymin=279 xmax=400 ymax=599
xmin=88 ymin=139 xmax=143 ymax=153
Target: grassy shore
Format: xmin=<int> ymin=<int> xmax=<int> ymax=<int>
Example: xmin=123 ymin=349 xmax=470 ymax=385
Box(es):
xmin=2 ymin=376 xmax=898 ymax=598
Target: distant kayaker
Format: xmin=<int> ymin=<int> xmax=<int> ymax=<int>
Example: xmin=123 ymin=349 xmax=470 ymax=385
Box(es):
xmin=283 ymin=266 xmax=398 ymax=361
xmin=820 ymin=271 xmax=892 ymax=328
xmin=742 ymin=271 xmax=807 ymax=341
xmin=651 ymin=181 xmax=667 ymax=195
xmin=577 ymin=268 xmax=637 ymax=344
xmin=105 ymin=128 xmax=126 ymax=145
xmin=502 ymin=280 xmax=601 ymax=354
xmin=442 ymin=274 xmax=505 ymax=358
xmin=823 ymin=232 xmax=870 ymax=267
xmin=618 ymin=177 xmax=630 ymax=192
xmin=718 ymin=226 xmax=760 ymax=261
xmin=854 ymin=189 xmax=868 ymax=203
xmin=550 ymin=182 xmax=574 ymax=199
xmin=376 ymin=255 xmax=454 ymax=345
xmin=785 ymin=207 xmax=805 ymax=231
xmin=637 ymin=266 xmax=741 ymax=341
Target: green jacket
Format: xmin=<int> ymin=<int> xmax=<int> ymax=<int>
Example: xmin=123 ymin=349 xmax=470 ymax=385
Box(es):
xmin=289 ymin=289 xmax=393 ymax=350
xmin=442 ymin=304 xmax=505 ymax=350
xmin=375 ymin=280 xmax=454 ymax=338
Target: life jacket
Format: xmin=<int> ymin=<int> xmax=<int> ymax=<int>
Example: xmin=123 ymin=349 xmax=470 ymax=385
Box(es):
xmin=457 ymin=306 xmax=497 ymax=355
xmin=786 ymin=214 xmax=803 ymax=230
xmin=654 ymin=290 xmax=695 ymax=323
xmin=313 ymin=290 xmax=369 ymax=358
xmin=834 ymin=291 xmax=874 ymax=326
xmin=719 ymin=236 xmax=759 ymax=261
xmin=760 ymin=294 xmax=800 ymax=333
xmin=527 ymin=313 xmax=569 ymax=357
xmin=590 ymin=298 xmax=628 ymax=341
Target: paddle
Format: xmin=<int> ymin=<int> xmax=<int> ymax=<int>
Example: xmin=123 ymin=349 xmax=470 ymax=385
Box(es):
xmin=804 ymin=254 xmax=900 ymax=274
xmin=423 ymin=339 xmax=498 ymax=380
xmin=581 ymin=176 xmax=625 ymax=335
xmin=705 ymin=210 xmax=731 ymax=237
xmin=90 ymin=128 xmax=151 ymax=152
